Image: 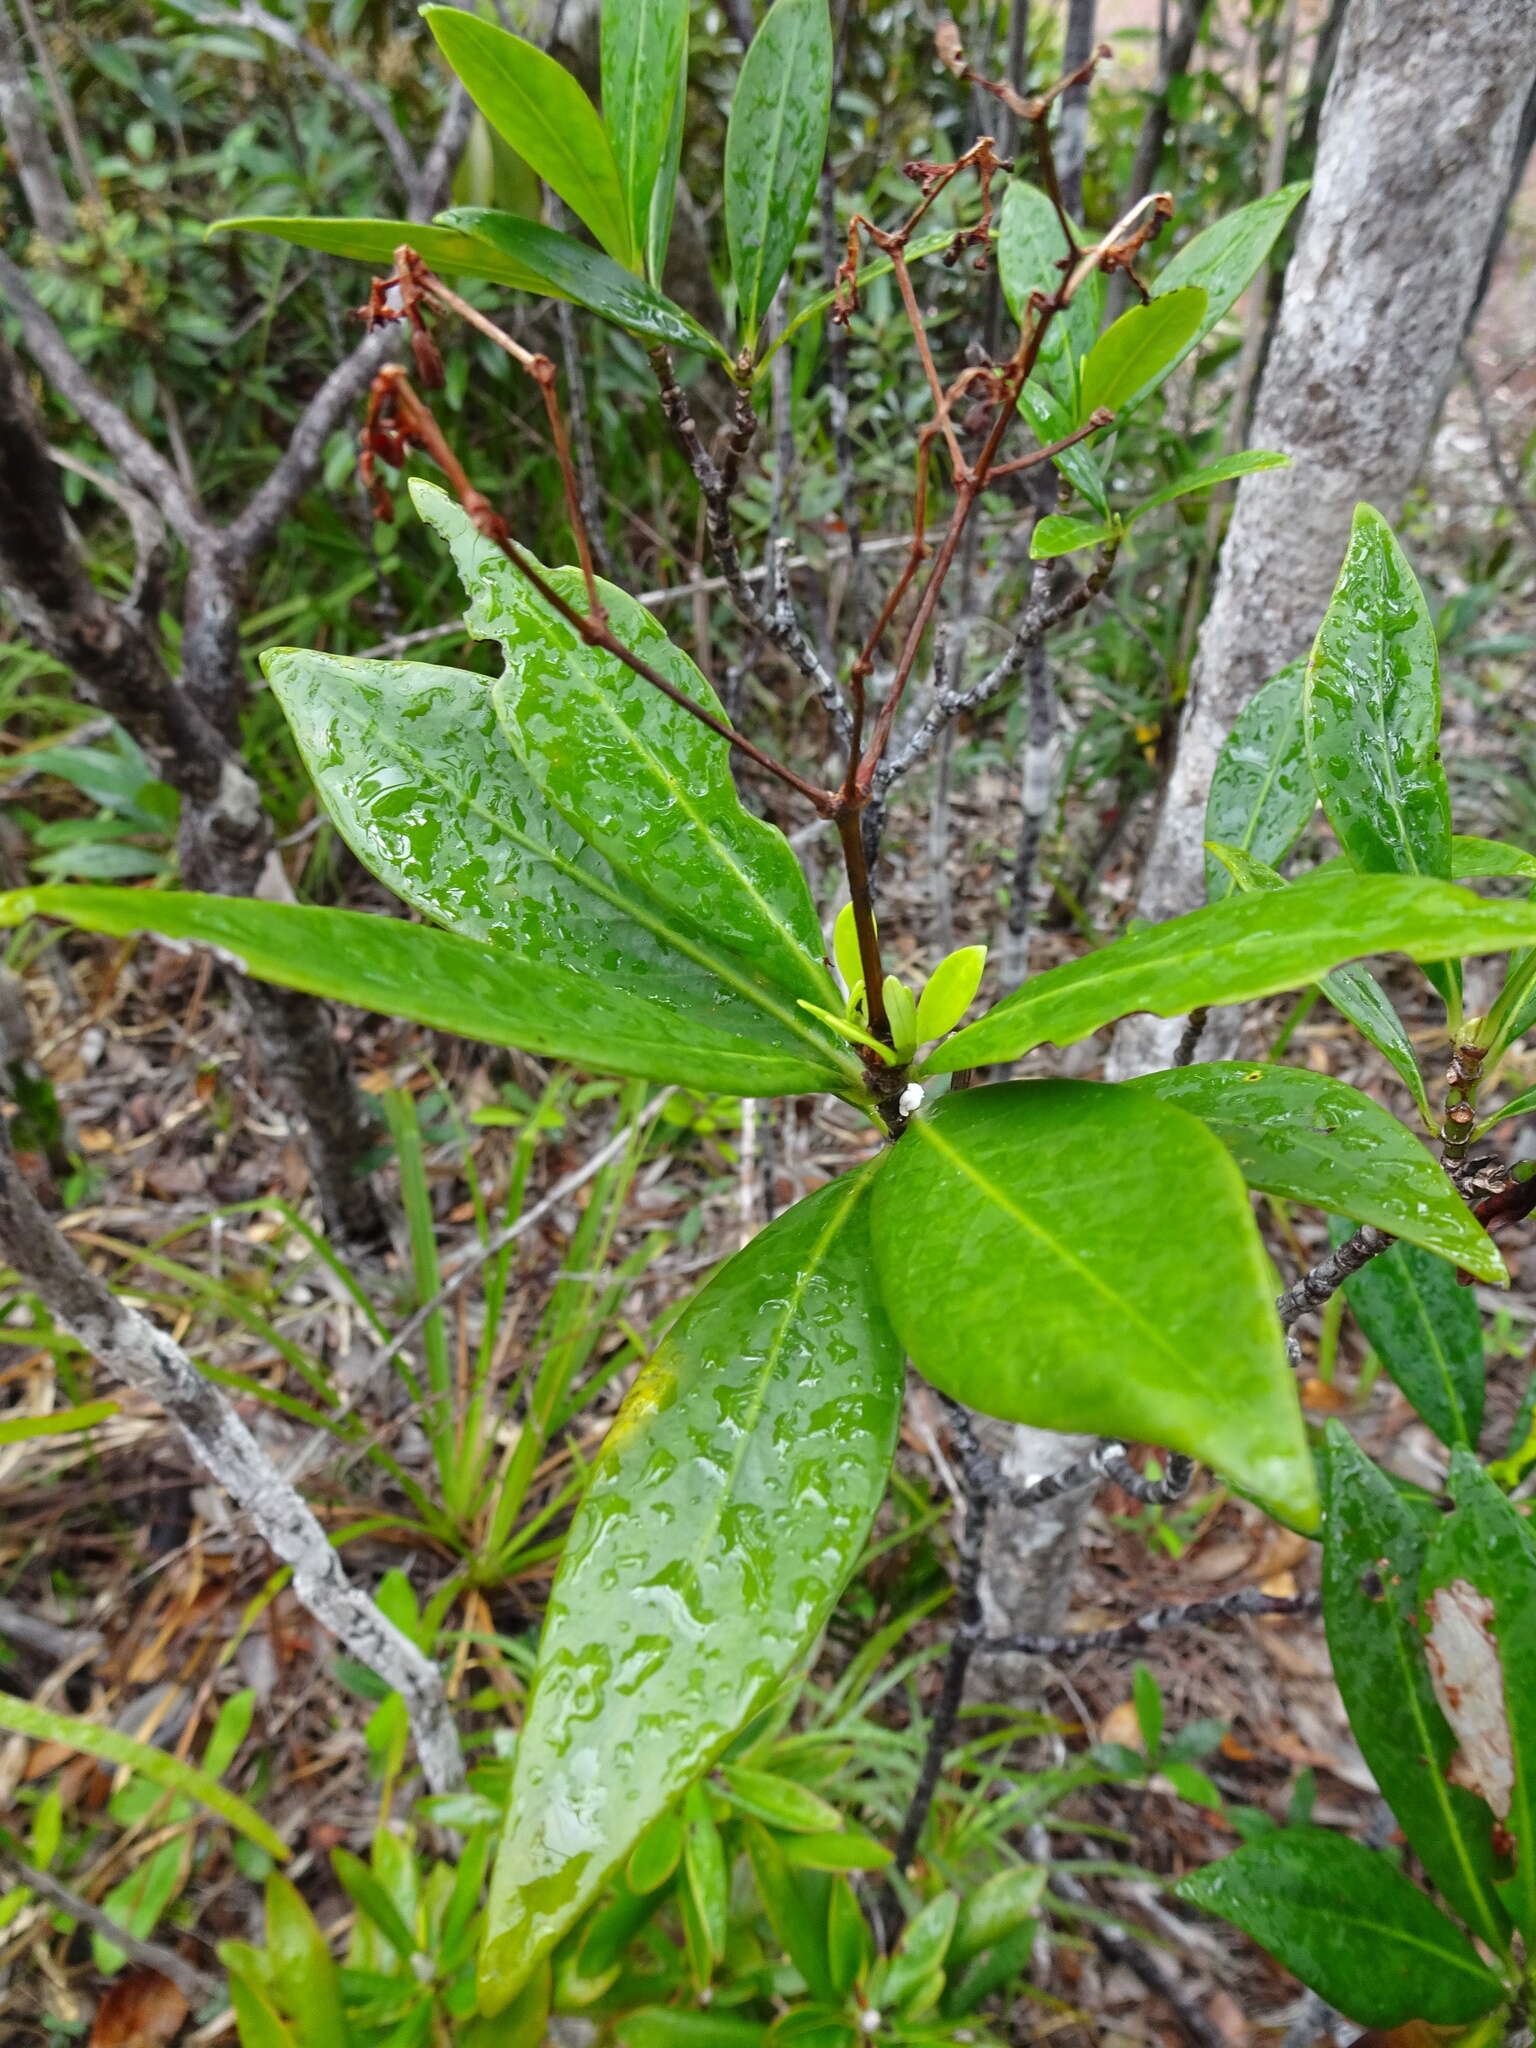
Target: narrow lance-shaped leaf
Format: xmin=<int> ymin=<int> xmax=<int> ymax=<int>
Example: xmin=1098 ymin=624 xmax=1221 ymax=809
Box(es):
xmin=1422 ymin=1452 xmax=1536 ymax=1948
xmin=1322 ymin=1426 xmax=1511 ymax=1954
xmin=601 ymin=0 xmax=689 ymax=277
xmin=1075 ymin=287 xmax=1207 ymax=425
xmin=424 ymin=7 xmax=637 ymax=267
xmin=925 ymin=870 xmax=1536 ymax=1076
xmin=0 ymin=886 xmax=855 ymax=1099
xmin=723 ymin=0 xmax=833 ymax=343
xmin=870 ymin=1082 xmax=1317 ymax=1529
xmin=210 ymin=215 xmax=565 ymax=295
xmin=435 ymin=207 xmax=727 ymax=358
xmin=1126 ymin=1064 xmax=1503 ymax=1284
xmin=1336 ymin=1228 xmax=1485 ymax=1448
xmin=1174 ymin=1827 xmax=1505 ymax=2029
xmin=413 ymin=483 xmax=834 ymax=1012
xmin=262 ymin=648 xmax=851 ymax=1091
xmin=1203 ymin=662 xmax=1314 ymax=900
xmin=1018 ymin=379 xmax=1109 ymax=517
xmin=1152 ymin=181 xmax=1309 ymax=353
xmin=1207 ymin=844 xmax=1433 ymax=1126
xmin=478 ymin=1168 xmax=904 ymax=2011
xmin=1131 ymin=449 xmax=1289 ymax=523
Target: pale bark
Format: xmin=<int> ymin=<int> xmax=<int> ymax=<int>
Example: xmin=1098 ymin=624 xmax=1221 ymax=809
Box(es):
xmin=1111 ymin=0 xmax=1536 ymax=1079
xmin=0 ymin=0 xmax=71 ymax=241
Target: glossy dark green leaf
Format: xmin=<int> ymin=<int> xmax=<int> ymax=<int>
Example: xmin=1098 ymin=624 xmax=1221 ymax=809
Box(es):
xmin=1305 ymin=506 xmax=1451 ymax=891
xmin=1208 ymin=846 xmax=1432 ymax=1124
xmin=1338 ymin=1235 xmax=1485 ymax=1448
xmin=601 ymin=0 xmax=689 ymax=279
xmin=1131 ymin=449 xmax=1288 ymax=521
xmin=1029 ymin=514 xmax=1114 ymax=560
xmin=1423 ymin=1452 xmax=1536 ymax=1944
xmin=870 ymin=1083 xmax=1317 ymax=1528
xmin=1174 ymin=1827 xmax=1505 ymax=2028
xmin=1153 ymin=181 xmax=1309 ymax=353
xmin=1203 ymin=663 xmax=1314 ymax=900
xmin=1076 ymin=287 xmax=1207 ymax=424
xmin=435 ymin=208 xmax=725 ymax=357
xmin=478 ymin=1170 xmax=903 ymax=2010
xmin=414 ymin=484 xmax=834 ymax=1015
xmin=210 ymin=215 xmax=559 ymax=293
xmin=264 ymin=648 xmax=847 ymax=1087
xmin=1018 ymin=379 xmax=1110 ymax=517
xmin=423 ymin=8 xmax=635 ymax=266
xmin=0 ymin=886 xmax=852 ymax=1099
xmin=1322 ymin=1427 xmax=1509 ymax=1949
xmin=925 ymin=872 xmax=1536 ymax=1076
xmin=995 ymin=178 xmax=1101 ymax=385
xmin=723 ymin=0 xmax=833 ymax=341
xmin=1126 ymin=1064 xmax=1502 ymax=1282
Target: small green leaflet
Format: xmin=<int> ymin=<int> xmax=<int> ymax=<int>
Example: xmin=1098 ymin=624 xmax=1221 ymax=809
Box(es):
xmin=1029 ymin=514 xmax=1115 ymax=560
xmin=1075 ymin=288 xmax=1207 ymax=424
xmin=1152 ymin=181 xmax=1309 ymax=353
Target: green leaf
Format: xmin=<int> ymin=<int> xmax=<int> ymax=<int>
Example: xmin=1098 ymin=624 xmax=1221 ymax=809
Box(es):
xmin=883 ymin=976 xmax=918 ymax=1062
xmin=478 ymin=1169 xmax=904 ymax=2010
xmin=870 ymin=1082 xmax=1317 ymax=1529
xmin=1422 ymin=1452 xmax=1536 ymax=1945
xmin=626 ymin=1809 xmax=684 ymax=1894
xmin=423 ymin=9 xmax=635 ymax=266
xmin=1152 ymin=181 xmax=1309 ymax=352
xmin=1339 ymin=1235 xmax=1485 ymax=1447
xmin=1029 ymin=514 xmax=1115 ymax=560
xmin=925 ymin=872 xmax=1536 ymax=1076
xmin=1208 ymin=847 xmax=1432 ymax=1124
xmin=1125 ymin=1064 xmax=1503 ymax=1283
xmin=1203 ymin=663 xmax=1315 ymax=901
xmin=601 ymin=0 xmax=689 ymax=278
xmin=996 ymin=179 xmax=1101 ymax=382
xmin=264 ymin=1873 xmax=347 ymax=2043
xmin=262 ymin=646 xmax=846 ymax=1094
xmin=949 ymin=1864 xmax=1046 ymax=1970
xmin=1322 ymin=1427 xmax=1510 ymax=1951
xmin=1133 ymin=1664 xmax=1164 ymax=1754
xmin=916 ymin=945 xmax=987 ymax=1043
xmin=332 ymin=1848 xmax=417 ymax=1963
xmin=776 ymin=1829 xmax=892 ymax=1872
xmin=617 ymin=2013 xmax=765 ymax=2048
xmin=759 ymin=226 xmax=959 ymax=378
xmin=832 ymin=901 xmax=866 ymax=997
xmin=0 ymin=1399 xmax=117 ymax=1447
xmin=1131 ymin=449 xmax=1289 ymax=522
xmin=826 ymin=1876 xmax=871 ymax=1999
xmin=881 ymin=1891 xmax=958 ymax=2010
xmin=744 ymin=1824 xmax=835 ymax=2003
xmin=1475 ymin=1082 xmax=1536 ymax=1138
xmin=228 ymin=1975 xmax=298 ymax=2048
xmin=1452 ymin=835 xmax=1536 ymax=882
xmin=682 ymin=1782 xmax=727 ymax=1966
xmin=1018 ymin=379 xmax=1109 ymax=518
xmin=435 ymin=207 xmax=725 ymax=357
xmin=720 ymin=1765 xmax=844 ymax=1833
xmin=0 ymin=886 xmax=854 ymax=1099
xmin=0 ymin=1690 xmax=285 ymax=1860
xmin=723 ymin=0 xmax=833 ymax=342
xmin=1305 ymin=505 xmax=1451 ymax=883
xmin=413 ymin=483 xmax=835 ymax=1017
xmin=1076 ymin=287 xmax=1207 ymax=424
xmin=209 ymin=215 xmax=563 ymax=292
xmin=1174 ymin=1827 xmax=1504 ymax=2028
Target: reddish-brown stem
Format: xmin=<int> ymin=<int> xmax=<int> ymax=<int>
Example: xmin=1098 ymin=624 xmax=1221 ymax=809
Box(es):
xmin=836 ymin=806 xmax=890 ymax=1044
xmin=534 ymin=368 xmax=604 ymax=621
xmin=986 ymin=407 xmax=1114 ymax=480
xmin=887 ymin=242 xmax=967 ymax=478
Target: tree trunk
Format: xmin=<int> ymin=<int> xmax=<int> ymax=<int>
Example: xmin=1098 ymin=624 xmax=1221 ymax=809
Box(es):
xmin=1110 ymin=0 xmax=1536 ymax=1079
xmin=1055 ymin=0 xmax=1097 ymax=218
xmin=0 ymin=0 xmax=72 ymax=241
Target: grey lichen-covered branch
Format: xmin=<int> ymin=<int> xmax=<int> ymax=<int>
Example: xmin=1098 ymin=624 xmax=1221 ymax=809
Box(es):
xmin=0 ymin=1125 xmax=465 ymax=1796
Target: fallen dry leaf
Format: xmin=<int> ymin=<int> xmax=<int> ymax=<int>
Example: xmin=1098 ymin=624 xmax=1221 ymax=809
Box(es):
xmin=1099 ymin=1699 xmax=1146 ymax=1752
xmin=1301 ymin=1376 xmax=1352 ymax=1413
xmin=90 ymin=1968 xmax=188 ymax=2047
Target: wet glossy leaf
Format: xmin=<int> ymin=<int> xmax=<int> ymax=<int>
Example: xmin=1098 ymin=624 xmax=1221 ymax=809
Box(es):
xmin=996 ymin=178 xmax=1101 ymax=384
xmin=1452 ymin=835 xmax=1536 ymax=881
xmin=724 ymin=0 xmax=833 ymax=341
xmin=1076 ymin=287 xmax=1207 ymax=424
xmin=720 ymin=1766 xmax=843 ymax=1833
xmin=1126 ymin=1064 xmax=1502 ymax=1282
xmin=1132 ymin=450 xmax=1289 ymax=522
xmin=1338 ymin=1235 xmax=1485 ymax=1448
xmin=1174 ymin=1827 xmax=1505 ymax=2028
xmin=0 ymin=886 xmax=853 ymax=1098
xmin=1208 ymin=846 xmax=1432 ymax=1124
xmin=1153 ymin=181 xmax=1309 ymax=354
xmin=949 ymin=1863 xmax=1046 ymax=1973
xmin=1018 ymin=379 xmax=1109 ymax=517
xmin=423 ymin=9 xmax=635 ymax=265
xmin=881 ymin=1891 xmax=958 ymax=2010
xmin=1423 ymin=1452 xmax=1536 ymax=1944
xmin=1203 ymin=663 xmax=1314 ymax=899
xmin=601 ymin=0 xmax=689 ymax=277
xmin=210 ymin=214 xmax=560 ymax=292
xmin=264 ymin=644 xmax=849 ymax=1091
xmin=1322 ymin=1428 xmax=1510 ymax=1950
xmin=478 ymin=1170 xmax=903 ymax=2010
xmin=1305 ymin=505 xmax=1451 ymax=886
xmin=925 ymin=872 xmax=1536 ymax=1076
xmin=871 ymin=1083 xmax=1316 ymax=1528
xmin=1029 ymin=514 xmax=1114 ymax=559
xmin=414 ymin=484 xmax=834 ymax=1015
xmin=916 ymin=944 xmax=986 ymax=1043
xmin=777 ymin=1829 xmax=892 ymax=1872
xmin=435 ymin=208 xmax=725 ymax=357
